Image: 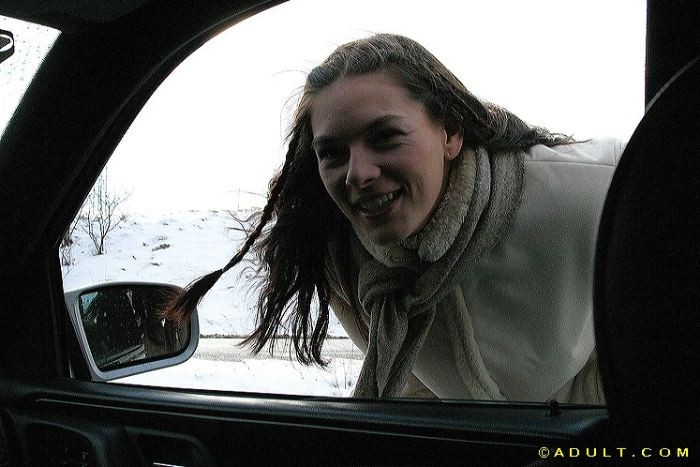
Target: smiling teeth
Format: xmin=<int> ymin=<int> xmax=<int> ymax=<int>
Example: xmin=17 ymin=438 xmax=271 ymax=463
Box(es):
xmin=359 ymin=192 xmax=396 ymax=211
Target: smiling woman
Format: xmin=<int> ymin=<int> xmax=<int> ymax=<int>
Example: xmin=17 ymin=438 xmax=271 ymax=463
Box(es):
xmin=167 ymin=33 xmax=625 ymax=402
xmin=311 ymin=71 xmax=463 ymax=245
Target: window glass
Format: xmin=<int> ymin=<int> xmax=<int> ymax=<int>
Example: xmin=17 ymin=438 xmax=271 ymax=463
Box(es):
xmin=0 ymin=15 xmax=60 ymax=141
xmin=60 ymin=0 xmax=646 ymax=399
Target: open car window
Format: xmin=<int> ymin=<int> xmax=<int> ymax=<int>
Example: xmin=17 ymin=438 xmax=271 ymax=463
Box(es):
xmin=0 ymin=15 xmax=60 ymax=142
xmin=59 ymin=0 xmax=646 ymax=399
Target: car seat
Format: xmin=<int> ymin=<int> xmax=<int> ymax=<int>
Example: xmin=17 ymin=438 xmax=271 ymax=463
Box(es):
xmin=593 ymin=55 xmax=699 ymax=447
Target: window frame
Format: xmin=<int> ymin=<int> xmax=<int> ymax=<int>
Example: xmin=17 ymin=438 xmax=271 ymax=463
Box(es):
xmin=5 ymin=1 xmax=672 ymax=463
xmin=3 ymin=0 xmax=696 ymax=462
xmin=52 ymin=0 xmax=646 ymax=400
xmin=52 ymin=1 xmax=607 ymax=401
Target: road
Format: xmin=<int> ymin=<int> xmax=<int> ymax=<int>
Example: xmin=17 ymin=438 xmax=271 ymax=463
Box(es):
xmin=195 ymin=337 xmax=363 ymax=362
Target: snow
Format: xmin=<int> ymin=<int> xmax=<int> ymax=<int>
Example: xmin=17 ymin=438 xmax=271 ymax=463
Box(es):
xmin=61 ymin=209 xmax=360 ymax=396
xmin=117 ymin=357 xmax=362 ymax=397
xmin=62 ymin=209 xmax=348 ymax=337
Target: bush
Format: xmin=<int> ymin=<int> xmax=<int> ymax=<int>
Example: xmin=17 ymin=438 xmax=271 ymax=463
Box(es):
xmin=81 ymin=171 xmax=129 ymax=255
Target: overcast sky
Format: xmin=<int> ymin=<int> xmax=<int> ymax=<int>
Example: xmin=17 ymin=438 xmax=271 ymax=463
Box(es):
xmin=89 ymin=0 xmax=646 ymax=213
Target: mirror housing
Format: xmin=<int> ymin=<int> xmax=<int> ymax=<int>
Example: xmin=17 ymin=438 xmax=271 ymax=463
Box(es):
xmin=0 ymin=29 xmax=14 ymax=64
xmin=65 ymin=281 xmax=198 ymax=381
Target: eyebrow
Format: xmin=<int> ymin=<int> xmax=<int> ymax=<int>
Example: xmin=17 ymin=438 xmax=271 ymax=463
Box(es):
xmin=311 ymin=114 xmax=402 ymax=150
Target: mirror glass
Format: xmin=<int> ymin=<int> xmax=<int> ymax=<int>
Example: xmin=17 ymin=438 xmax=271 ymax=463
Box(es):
xmin=77 ymin=285 xmax=189 ymax=371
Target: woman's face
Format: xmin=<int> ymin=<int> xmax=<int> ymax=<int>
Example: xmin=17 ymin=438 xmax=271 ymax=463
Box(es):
xmin=310 ymin=70 xmax=463 ymax=245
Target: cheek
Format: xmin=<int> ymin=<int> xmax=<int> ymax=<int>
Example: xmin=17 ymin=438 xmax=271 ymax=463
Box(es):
xmin=408 ymin=153 xmax=446 ymax=206
xmin=395 ymin=152 xmax=440 ymax=193
xmin=318 ymin=166 xmax=345 ymax=206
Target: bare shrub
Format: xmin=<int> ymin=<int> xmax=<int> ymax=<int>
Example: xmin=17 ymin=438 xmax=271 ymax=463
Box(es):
xmin=225 ymin=189 xmax=266 ymax=232
xmin=59 ymin=214 xmax=81 ymax=269
xmin=81 ymin=170 xmax=129 ymax=255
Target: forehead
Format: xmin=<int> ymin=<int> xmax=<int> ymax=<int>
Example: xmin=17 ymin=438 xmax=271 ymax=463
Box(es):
xmin=309 ymin=71 xmax=425 ymax=138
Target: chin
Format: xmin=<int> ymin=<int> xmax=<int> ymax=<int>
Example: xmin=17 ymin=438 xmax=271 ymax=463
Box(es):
xmin=361 ymin=227 xmax=407 ymax=246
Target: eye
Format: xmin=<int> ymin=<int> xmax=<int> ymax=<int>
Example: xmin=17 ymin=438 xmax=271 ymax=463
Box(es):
xmin=315 ymin=145 xmax=346 ymax=163
xmin=370 ymin=128 xmax=404 ymax=150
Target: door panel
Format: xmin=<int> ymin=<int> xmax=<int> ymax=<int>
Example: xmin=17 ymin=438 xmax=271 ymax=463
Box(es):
xmin=1 ymin=378 xmax=607 ymax=466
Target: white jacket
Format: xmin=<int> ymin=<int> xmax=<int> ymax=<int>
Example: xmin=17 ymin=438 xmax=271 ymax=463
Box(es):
xmin=329 ymin=138 xmax=625 ymax=403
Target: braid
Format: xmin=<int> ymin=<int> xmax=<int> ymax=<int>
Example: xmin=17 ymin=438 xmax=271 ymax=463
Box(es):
xmin=221 ymin=164 xmax=286 ymax=274
xmin=163 ymin=130 xmax=300 ymax=325
xmin=239 ymin=121 xmax=340 ymax=365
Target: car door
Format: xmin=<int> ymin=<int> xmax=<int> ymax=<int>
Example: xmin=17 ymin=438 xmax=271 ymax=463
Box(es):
xmin=0 ymin=1 xmax=693 ymax=465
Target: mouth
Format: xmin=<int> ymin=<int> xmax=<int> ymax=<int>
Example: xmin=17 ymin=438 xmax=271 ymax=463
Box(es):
xmin=354 ymin=189 xmax=401 ymax=217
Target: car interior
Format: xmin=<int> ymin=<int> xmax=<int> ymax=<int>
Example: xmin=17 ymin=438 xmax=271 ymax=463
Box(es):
xmin=0 ymin=0 xmax=697 ymax=465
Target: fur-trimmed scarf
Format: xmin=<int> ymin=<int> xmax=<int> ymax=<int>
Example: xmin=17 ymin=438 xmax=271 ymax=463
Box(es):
xmin=351 ymin=147 xmax=525 ymax=398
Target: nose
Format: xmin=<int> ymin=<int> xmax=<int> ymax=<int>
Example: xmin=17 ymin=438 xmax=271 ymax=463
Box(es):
xmin=345 ymin=146 xmax=380 ymax=188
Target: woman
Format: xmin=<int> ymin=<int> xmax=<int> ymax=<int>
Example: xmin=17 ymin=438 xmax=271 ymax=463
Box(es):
xmin=166 ymin=34 xmax=624 ymax=402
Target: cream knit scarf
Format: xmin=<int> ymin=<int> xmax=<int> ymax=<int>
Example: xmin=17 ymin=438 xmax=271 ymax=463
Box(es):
xmin=351 ymin=147 xmax=525 ymax=398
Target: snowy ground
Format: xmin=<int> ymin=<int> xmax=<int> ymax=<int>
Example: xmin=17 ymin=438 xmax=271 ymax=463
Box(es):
xmin=117 ymin=357 xmax=362 ymax=397
xmin=61 ymin=209 xmax=361 ymax=397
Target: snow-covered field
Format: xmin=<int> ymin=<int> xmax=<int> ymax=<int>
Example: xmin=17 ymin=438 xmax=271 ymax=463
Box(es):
xmin=61 ymin=209 xmax=361 ymax=396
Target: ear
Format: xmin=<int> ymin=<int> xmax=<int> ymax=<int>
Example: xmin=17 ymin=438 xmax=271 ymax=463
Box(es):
xmin=444 ymin=119 xmax=463 ymax=161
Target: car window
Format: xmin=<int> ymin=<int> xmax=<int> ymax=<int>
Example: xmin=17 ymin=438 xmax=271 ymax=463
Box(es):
xmin=59 ymin=0 xmax=646 ymax=399
xmin=0 ymin=15 xmax=60 ymax=142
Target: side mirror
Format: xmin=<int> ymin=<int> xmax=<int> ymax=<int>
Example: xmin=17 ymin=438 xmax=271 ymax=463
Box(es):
xmin=65 ymin=282 xmax=199 ymax=381
xmin=0 ymin=29 xmax=14 ymax=65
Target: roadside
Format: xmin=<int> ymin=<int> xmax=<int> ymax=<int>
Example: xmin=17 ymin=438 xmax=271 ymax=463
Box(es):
xmin=195 ymin=337 xmax=363 ymax=362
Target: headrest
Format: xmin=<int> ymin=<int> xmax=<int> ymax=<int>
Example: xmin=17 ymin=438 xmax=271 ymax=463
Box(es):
xmin=594 ymin=56 xmax=699 ymax=446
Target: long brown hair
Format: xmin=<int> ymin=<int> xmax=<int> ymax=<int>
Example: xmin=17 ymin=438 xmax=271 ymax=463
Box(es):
xmin=164 ymin=33 xmax=571 ymax=365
